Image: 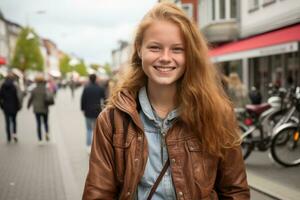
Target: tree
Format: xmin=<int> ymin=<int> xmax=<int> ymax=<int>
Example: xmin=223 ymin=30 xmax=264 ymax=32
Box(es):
xmin=59 ymin=54 xmax=72 ymax=77
xmin=103 ymin=63 xmax=113 ymax=77
xmin=11 ymin=27 xmax=44 ymax=72
xmin=90 ymin=63 xmax=100 ymax=71
xmin=74 ymin=60 xmax=88 ymax=76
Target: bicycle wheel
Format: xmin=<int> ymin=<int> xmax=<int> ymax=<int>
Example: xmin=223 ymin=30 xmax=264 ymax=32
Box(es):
xmin=270 ymin=127 xmax=300 ymax=167
xmin=239 ymin=124 xmax=253 ymax=160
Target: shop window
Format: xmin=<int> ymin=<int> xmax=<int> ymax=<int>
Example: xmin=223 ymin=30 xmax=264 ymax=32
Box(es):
xmin=230 ymin=0 xmax=237 ymax=18
xmin=219 ymin=0 xmax=226 ymax=19
xmin=263 ymin=0 xmax=276 ymax=7
xmin=212 ymin=0 xmax=216 ymax=20
xmin=248 ymin=0 xmax=259 ymax=13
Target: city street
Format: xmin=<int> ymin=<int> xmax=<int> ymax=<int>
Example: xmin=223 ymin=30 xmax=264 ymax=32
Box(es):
xmin=0 ymin=87 xmax=299 ymax=200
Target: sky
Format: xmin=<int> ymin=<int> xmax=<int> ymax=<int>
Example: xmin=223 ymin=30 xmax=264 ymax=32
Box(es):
xmin=0 ymin=0 xmax=158 ymax=65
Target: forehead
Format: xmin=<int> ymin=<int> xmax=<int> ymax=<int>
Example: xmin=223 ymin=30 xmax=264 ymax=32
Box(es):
xmin=142 ymin=20 xmax=184 ymax=44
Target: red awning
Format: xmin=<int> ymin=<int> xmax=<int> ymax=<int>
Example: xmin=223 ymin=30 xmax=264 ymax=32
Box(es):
xmin=0 ymin=56 xmax=6 ymax=65
xmin=210 ymin=23 xmax=300 ymax=57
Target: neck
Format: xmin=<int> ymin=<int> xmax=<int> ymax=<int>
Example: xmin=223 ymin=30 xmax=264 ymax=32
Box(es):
xmin=147 ymin=82 xmax=177 ymax=119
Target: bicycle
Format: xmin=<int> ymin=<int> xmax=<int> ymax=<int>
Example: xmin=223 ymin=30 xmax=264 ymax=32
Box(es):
xmin=238 ymin=86 xmax=299 ymax=160
xmin=270 ymin=86 xmax=300 ymax=167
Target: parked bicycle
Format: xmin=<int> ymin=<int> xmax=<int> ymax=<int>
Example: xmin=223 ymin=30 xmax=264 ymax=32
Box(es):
xmin=237 ymin=87 xmax=287 ymax=159
xmin=238 ymin=86 xmax=297 ymax=160
xmin=270 ymin=86 xmax=300 ymax=167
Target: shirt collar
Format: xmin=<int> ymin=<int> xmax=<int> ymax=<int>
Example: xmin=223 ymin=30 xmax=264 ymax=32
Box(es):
xmin=138 ymin=86 xmax=178 ymax=122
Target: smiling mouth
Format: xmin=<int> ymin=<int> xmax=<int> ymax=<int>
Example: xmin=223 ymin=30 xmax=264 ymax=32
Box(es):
xmin=153 ymin=66 xmax=176 ymax=72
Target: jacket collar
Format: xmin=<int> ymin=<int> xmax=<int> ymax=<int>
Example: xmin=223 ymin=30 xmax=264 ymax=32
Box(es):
xmin=114 ymin=89 xmax=144 ymax=130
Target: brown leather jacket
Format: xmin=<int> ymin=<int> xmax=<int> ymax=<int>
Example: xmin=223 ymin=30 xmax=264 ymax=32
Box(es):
xmin=83 ymin=91 xmax=250 ymax=200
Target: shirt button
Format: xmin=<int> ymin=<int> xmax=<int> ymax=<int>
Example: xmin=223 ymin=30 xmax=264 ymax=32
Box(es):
xmin=127 ymin=191 xmax=131 ymax=196
xmin=171 ymin=158 xmax=176 ymax=163
xmin=178 ymin=191 xmax=183 ymax=196
xmin=134 ymin=158 xmax=139 ymax=162
xmin=137 ymin=136 xmax=142 ymax=141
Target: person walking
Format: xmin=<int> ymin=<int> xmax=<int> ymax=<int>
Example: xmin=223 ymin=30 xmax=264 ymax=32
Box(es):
xmin=81 ymin=74 xmax=106 ymax=153
xmin=83 ymin=2 xmax=249 ymax=199
xmin=0 ymin=73 xmax=21 ymax=143
xmin=227 ymin=72 xmax=250 ymax=108
xmin=27 ymin=74 xmax=52 ymax=144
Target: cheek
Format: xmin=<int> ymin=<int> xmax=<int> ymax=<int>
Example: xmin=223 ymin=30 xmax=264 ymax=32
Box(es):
xmin=141 ymin=52 xmax=157 ymax=66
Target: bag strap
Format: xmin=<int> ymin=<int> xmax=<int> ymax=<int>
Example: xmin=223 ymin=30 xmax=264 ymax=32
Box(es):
xmin=146 ymin=159 xmax=170 ymax=200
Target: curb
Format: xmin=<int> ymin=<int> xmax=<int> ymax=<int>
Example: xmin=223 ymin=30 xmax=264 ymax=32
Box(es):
xmin=247 ymin=170 xmax=300 ymax=200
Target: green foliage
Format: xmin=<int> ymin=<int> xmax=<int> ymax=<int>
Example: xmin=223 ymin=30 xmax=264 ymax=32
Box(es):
xmin=103 ymin=63 xmax=112 ymax=77
xmin=74 ymin=60 xmax=88 ymax=76
xmin=11 ymin=27 xmax=44 ymax=72
xmin=90 ymin=63 xmax=100 ymax=71
xmin=59 ymin=54 xmax=72 ymax=77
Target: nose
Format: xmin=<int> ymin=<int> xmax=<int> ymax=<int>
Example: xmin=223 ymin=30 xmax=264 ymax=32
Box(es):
xmin=159 ymin=49 xmax=171 ymax=63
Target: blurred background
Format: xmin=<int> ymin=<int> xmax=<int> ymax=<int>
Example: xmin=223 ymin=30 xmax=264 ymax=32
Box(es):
xmin=0 ymin=0 xmax=299 ymax=200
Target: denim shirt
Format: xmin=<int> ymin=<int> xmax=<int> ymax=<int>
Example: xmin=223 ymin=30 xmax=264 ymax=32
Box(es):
xmin=135 ymin=87 xmax=177 ymax=200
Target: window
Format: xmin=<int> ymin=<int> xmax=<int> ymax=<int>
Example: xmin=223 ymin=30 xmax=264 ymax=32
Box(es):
xmin=230 ymin=0 xmax=237 ymax=18
xmin=181 ymin=3 xmax=193 ymax=20
xmin=263 ymin=0 xmax=276 ymax=7
xmin=212 ymin=0 xmax=215 ymax=20
xmin=248 ymin=0 xmax=259 ymax=12
xmin=219 ymin=0 xmax=226 ymax=19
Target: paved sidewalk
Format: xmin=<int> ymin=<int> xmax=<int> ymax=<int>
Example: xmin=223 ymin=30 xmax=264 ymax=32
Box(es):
xmin=246 ymin=151 xmax=300 ymax=200
xmin=0 ymin=88 xmax=90 ymax=200
xmin=0 ymin=103 xmax=66 ymax=200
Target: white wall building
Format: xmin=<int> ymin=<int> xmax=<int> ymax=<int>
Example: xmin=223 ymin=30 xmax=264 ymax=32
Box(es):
xmin=202 ymin=0 xmax=300 ymax=97
xmin=240 ymin=0 xmax=300 ymax=38
xmin=111 ymin=41 xmax=131 ymax=73
xmin=0 ymin=12 xmax=9 ymax=65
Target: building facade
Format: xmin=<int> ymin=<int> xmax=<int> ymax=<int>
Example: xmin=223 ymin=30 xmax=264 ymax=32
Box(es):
xmin=202 ymin=0 xmax=300 ymax=97
xmin=0 ymin=10 xmax=9 ymax=66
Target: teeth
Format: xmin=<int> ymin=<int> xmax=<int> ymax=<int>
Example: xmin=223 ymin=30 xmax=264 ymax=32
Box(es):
xmin=154 ymin=66 xmax=175 ymax=72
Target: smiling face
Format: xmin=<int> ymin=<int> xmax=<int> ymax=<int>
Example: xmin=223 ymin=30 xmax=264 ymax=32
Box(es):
xmin=139 ymin=20 xmax=186 ymax=89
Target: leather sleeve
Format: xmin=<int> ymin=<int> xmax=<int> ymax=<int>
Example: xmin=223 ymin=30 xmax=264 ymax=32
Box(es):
xmin=82 ymin=109 xmax=118 ymax=199
xmin=215 ymin=146 xmax=250 ymax=200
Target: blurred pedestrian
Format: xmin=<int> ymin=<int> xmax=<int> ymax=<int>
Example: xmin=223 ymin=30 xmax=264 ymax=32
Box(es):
xmin=27 ymin=74 xmax=53 ymax=144
xmin=0 ymin=73 xmax=22 ymax=143
xmin=70 ymin=79 xmax=76 ymax=99
xmin=249 ymin=86 xmax=262 ymax=105
xmin=80 ymin=74 xmax=106 ymax=153
xmin=47 ymin=77 xmax=58 ymax=95
xmin=227 ymin=72 xmax=250 ymax=108
xmin=83 ymin=3 xmax=249 ymax=199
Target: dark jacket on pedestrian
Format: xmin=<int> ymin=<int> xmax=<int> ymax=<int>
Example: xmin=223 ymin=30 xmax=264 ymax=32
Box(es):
xmin=27 ymin=82 xmax=49 ymax=114
xmin=81 ymin=82 xmax=106 ymax=118
xmin=0 ymin=79 xmax=21 ymax=114
xmin=83 ymin=90 xmax=250 ymax=200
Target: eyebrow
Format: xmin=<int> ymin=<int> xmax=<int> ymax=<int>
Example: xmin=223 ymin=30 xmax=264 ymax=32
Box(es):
xmin=146 ymin=41 xmax=184 ymax=46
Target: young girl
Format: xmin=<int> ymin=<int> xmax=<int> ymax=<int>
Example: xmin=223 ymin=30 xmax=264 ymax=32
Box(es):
xmin=83 ymin=2 xmax=249 ymax=200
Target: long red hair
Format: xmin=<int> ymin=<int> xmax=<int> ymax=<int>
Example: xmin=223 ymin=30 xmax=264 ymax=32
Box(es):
xmin=108 ymin=2 xmax=240 ymax=157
